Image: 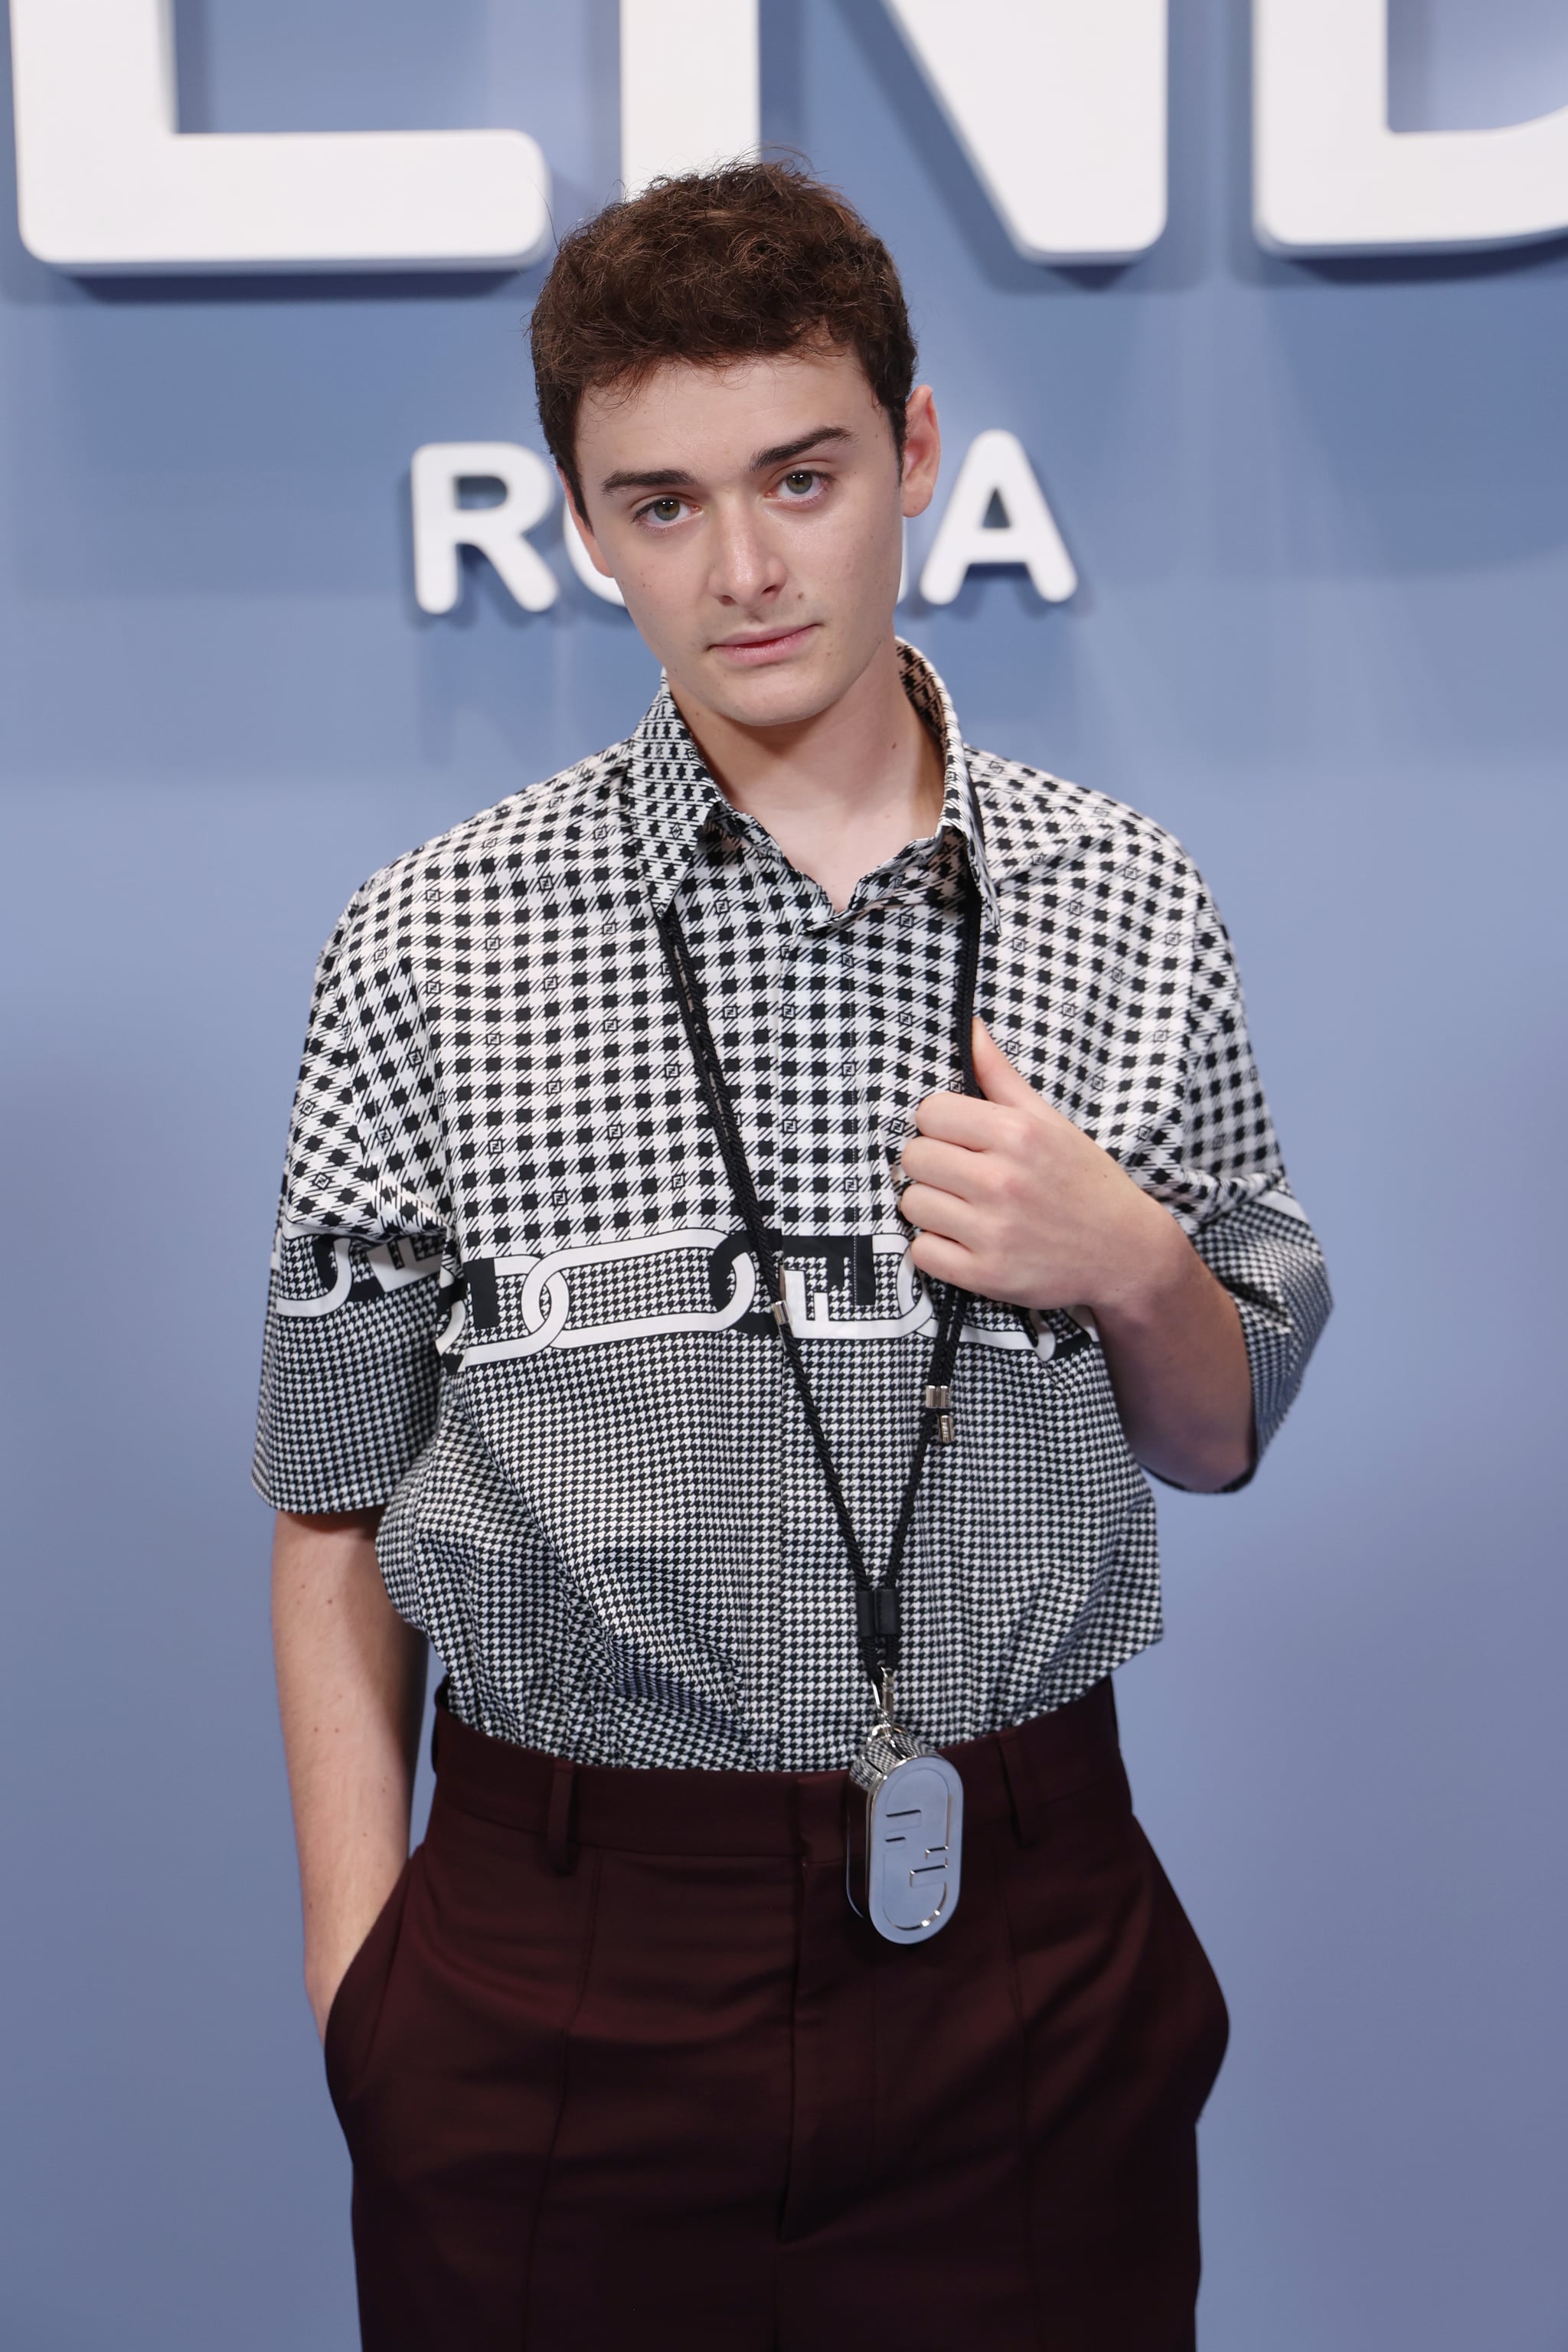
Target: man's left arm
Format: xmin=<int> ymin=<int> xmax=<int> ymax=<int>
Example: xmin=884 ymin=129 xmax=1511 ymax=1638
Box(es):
xmin=900 ymin=1023 xmax=1256 ymax=1491
xmin=900 ymin=916 xmax=1331 ymax=1494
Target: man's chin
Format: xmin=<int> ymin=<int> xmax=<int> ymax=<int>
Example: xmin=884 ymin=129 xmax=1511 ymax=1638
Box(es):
xmin=687 ymin=640 xmax=850 ymax=732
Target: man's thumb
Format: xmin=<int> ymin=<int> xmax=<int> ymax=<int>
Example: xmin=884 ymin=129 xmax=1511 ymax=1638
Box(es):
xmin=971 ymin=1018 xmax=1040 ymax=1109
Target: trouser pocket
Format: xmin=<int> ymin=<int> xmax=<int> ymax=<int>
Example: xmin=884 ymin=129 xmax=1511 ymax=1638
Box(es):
xmin=1143 ymin=1834 xmax=1230 ymax=2124
xmin=323 ymin=1854 xmax=416 ymax=2124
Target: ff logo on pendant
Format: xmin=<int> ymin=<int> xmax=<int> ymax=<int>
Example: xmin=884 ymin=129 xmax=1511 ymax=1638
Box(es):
xmin=848 ymin=1733 xmax=965 ymax=1944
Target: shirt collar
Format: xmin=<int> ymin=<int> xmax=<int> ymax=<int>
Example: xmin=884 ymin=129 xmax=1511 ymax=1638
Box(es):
xmin=894 ymin=639 xmax=1001 ymax=936
xmin=622 ymin=639 xmax=1002 ymax=938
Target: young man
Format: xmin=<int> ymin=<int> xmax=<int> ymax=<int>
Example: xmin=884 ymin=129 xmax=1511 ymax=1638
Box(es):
xmin=260 ymin=165 xmax=1329 ymax=2350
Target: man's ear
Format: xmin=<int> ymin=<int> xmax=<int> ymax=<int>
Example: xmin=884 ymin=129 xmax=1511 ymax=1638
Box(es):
xmin=559 ymin=470 xmax=617 ymax=581
xmin=900 ymin=385 xmax=942 ymax=521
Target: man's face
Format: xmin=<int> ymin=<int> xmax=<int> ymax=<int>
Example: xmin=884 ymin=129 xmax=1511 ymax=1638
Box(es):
xmin=568 ymin=346 xmax=939 ymax=732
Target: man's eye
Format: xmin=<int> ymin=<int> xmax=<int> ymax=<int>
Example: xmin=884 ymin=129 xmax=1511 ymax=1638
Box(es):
xmin=780 ymin=470 xmax=819 ymax=496
xmin=645 ymin=497 xmax=684 ymax=524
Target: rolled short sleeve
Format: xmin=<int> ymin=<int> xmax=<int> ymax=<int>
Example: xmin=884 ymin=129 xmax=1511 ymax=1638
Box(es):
xmin=253 ymin=894 xmax=452 ymax=1514
xmin=1137 ymin=878 xmax=1331 ymax=1466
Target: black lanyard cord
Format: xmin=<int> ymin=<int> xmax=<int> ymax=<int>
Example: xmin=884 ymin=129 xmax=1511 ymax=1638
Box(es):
xmin=654 ymin=879 xmax=984 ymax=1693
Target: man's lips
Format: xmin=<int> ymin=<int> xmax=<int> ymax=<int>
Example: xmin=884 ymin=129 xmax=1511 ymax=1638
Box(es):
xmin=709 ymin=622 xmax=818 ymax=666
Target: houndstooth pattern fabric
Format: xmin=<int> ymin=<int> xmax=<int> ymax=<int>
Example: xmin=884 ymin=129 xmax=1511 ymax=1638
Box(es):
xmin=253 ymin=644 xmax=1330 ymax=1770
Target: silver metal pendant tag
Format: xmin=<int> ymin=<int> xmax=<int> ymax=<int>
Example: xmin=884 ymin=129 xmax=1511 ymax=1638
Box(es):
xmin=846 ymin=1715 xmax=963 ymax=1944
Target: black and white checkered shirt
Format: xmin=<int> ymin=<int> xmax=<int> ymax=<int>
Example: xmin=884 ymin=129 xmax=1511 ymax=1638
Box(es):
xmin=254 ymin=645 xmax=1329 ymax=1771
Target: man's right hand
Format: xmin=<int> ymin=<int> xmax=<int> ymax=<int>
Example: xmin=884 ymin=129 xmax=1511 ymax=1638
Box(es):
xmin=270 ymin=1508 xmax=428 ymax=2045
xmin=305 ymin=1874 xmax=402 ymax=2043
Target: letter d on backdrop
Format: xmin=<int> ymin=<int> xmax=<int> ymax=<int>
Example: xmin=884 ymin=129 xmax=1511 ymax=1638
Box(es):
xmin=1255 ymin=0 xmax=1568 ymax=254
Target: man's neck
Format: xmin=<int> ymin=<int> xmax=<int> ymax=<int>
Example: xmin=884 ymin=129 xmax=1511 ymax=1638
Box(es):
xmin=669 ymin=635 xmax=946 ymax=913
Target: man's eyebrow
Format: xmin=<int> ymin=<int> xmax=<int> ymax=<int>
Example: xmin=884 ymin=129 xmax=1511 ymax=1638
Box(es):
xmin=597 ymin=425 xmax=854 ymax=499
xmin=598 ymin=464 xmax=697 ymax=495
xmin=750 ymin=424 xmax=853 ymax=470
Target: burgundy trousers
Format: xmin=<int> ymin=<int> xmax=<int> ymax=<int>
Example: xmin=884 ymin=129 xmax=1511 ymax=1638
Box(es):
xmin=325 ymin=1681 xmax=1228 ymax=2351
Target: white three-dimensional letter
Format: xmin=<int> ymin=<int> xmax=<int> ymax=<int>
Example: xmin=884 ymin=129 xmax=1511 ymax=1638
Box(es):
xmin=884 ymin=0 xmax=1168 ymax=263
xmin=9 ymin=0 xmax=550 ymax=271
xmin=410 ymin=446 xmax=559 ymax=616
xmin=619 ymin=0 xmax=760 ymax=198
xmin=920 ymin=432 xmax=1077 ymax=606
xmin=1255 ymin=0 xmax=1568 ymax=254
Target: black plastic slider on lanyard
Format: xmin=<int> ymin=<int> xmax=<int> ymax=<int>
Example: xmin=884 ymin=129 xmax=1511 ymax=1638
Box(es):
xmin=653 ymin=876 xmax=985 ymax=1694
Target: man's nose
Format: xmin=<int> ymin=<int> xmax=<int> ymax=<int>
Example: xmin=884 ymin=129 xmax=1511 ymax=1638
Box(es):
xmin=706 ymin=501 xmax=788 ymax=606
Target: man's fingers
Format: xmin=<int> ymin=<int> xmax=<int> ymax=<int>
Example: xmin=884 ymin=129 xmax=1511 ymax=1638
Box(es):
xmin=907 ymin=1228 xmax=977 ymax=1289
xmin=972 ymin=1018 xmax=1043 ymax=1111
xmin=917 ymin=1063 xmax=1077 ymax=1149
xmin=898 ymin=1134 xmax=988 ymax=1199
xmin=913 ymin=1089 xmax=1011 ymax=1148
xmin=898 ymin=1181 xmax=988 ymax=1251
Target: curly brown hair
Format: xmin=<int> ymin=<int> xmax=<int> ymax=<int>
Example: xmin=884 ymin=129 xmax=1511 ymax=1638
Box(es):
xmin=531 ymin=161 xmax=916 ymax=513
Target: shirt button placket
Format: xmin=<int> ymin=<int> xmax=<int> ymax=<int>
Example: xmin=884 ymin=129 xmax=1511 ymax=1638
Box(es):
xmin=778 ymin=920 xmax=831 ymax=1766
xmin=759 ymin=884 xmax=797 ymax=1770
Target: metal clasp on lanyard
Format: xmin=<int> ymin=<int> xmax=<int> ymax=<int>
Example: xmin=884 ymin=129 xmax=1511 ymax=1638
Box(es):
xmin=846 ymin=1671 xmax=965 ymax=1944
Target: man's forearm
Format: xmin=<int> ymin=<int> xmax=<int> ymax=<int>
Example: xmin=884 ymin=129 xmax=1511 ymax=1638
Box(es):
xmin=1093 ymin=1217 xmax=1255 ymax=1494
xmin=271 ymin=1508 xmax=429 ymax=2040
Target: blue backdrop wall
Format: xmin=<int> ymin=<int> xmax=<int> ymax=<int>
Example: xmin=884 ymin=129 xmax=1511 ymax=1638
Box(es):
xmin=2 ymin=5 xmax=1566 ymax=2346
